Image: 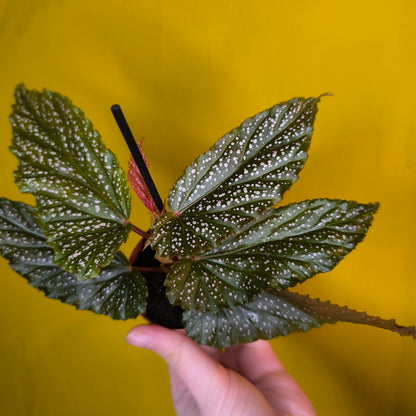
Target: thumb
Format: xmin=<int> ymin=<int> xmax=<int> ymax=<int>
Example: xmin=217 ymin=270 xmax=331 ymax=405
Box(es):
xmin=126 ymin=324 xmax=228 ymax=403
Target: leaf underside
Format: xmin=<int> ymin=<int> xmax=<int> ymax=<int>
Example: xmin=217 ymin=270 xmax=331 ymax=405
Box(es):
xmin=151 ymin=96 xmax=324 ymax=259
xmin=165 ymin=199 xmax=379 ymax=313
xmin=0 ymin=198 xmax=146 ymax=320
xmin=128 ymin=139 xmax=158 ymax=215
xmin=10 ymin=84 xmax=132 ymax=280
xmin=183 ymin=290 xmax=416 ymax=349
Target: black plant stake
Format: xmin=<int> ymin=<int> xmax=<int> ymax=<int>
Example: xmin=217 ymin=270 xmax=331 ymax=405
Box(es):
xmin=0 ymin=84 xmax=415 ymax=348
xmin=111 ymin=104 xmax=164 ymax=213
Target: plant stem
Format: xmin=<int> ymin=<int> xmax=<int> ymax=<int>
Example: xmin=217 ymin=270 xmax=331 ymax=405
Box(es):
xmin=130 ymin=223 xmax=150 ymax=239
xmin=111 ymin=104 xmax=164 ymax=213
xmin=132 ymin=266 xmax=166 ymax=273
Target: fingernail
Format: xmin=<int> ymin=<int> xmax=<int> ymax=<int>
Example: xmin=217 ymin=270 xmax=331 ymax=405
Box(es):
xmin=125 ymin=329 xmax=152 ymax=348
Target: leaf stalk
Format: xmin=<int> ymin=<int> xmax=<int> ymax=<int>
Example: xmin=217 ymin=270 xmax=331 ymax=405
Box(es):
xmin=129 ymin=223 xmax=150 ymax=239
xmin=132 ymin=266 xmax=166 ymax=274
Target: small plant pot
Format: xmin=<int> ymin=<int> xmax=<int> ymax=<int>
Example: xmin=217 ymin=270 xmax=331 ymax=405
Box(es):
xmin=129 ymin=239 xmax=183 ymax=329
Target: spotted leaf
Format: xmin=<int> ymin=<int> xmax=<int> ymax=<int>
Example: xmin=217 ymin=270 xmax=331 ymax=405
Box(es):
xmin=165 ymin=199 xmax=378 ymax=312
xmin=151 ymin=96 xmax=325 ymax=259
xmin=183 ymin=290 xmax=415 ymax=348
xmin=182 ymin=290 xmax=324 ymax=348
xmin=0 ymin=198 xmax=146 ymax=320
xmin=10 ymin=84 xmax=132 ymax=280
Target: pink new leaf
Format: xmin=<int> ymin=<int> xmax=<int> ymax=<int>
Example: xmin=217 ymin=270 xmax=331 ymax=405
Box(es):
xmin=128 ymin=140 xmax=158 ymax=214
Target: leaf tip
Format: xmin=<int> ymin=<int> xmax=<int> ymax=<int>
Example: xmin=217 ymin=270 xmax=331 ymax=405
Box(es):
xmin=320 ymin=92 xmax=334 ymax=98
xmin=365 ymin=201 xmax=380 ymax=217
xmin=14 ymin=83 xmax=26 ymax=95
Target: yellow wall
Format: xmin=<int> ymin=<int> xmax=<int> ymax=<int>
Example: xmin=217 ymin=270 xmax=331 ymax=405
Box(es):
xmin=0 ymin=1 xmax=415 ymax=415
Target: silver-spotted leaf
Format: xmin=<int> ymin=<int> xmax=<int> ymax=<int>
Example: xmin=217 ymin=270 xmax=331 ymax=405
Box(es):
xmin=183 ymin=290 xmax=324 ymax=348
xmin=151 ymin=96 xmax=324 ymax=259
xmin=10 ymin=84 xmax=131 ymax=280
xmin=183 ymin=289 xmax=416 ymax=348
xmin=275 ymin=291 xmax=416 ymax=340
xmin=0 ymin=197 xmax=146 ymax=320
xmin=165 ymin=199 xmax=378 ymax=312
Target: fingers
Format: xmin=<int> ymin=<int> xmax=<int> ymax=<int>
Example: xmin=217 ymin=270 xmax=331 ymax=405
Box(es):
xmin=126 ymin=324 xmax=228 ymax=405
xmin=223 ymin=339 xmax=285 ymax=384
xmin=224 ymin=340 xmax=316 ymax=416
xmin=126 ymin=327 xmax=313 ymax=416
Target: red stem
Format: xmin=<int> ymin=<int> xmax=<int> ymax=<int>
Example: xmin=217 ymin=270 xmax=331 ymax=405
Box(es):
xmin=130 ymin=223 xmax=150 ymax=239
xmin=133 ymin=266 xmax=166 ymax=273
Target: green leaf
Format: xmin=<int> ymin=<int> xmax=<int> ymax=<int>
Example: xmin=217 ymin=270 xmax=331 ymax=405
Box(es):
xmin=275 ymin=291 xmax=416 ymax=339
xmin=183 ymin=289 xmax=416 ymax=348
xmin=165 ymin=199 xmax=378 ymax=313
xmin=10 ymin=84 xmax=131 ymax=280
xmin=0 ymin=198 xmax=146 ymax=320
xmin=183 ymin=290 xmax=324 ymax=348
xmin=151 ymin=96 xmax=324 ymax=259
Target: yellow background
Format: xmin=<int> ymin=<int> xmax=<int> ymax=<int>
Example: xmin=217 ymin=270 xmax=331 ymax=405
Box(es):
xmin=0 ymin=1 xmax=415 ymax=415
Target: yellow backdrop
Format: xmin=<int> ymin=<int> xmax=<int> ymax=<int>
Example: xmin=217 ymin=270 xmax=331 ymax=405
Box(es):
xmin=0 ymin=1 xmax=415 ymax=415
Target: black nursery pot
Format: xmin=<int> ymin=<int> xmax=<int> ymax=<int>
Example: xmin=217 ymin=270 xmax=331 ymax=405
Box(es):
xmin=130 ymin=239 xmax=184 ymax=329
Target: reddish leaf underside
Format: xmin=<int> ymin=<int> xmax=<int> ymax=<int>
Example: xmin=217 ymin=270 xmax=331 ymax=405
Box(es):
xmin=128 ymin=139 xmax=158 ymax=214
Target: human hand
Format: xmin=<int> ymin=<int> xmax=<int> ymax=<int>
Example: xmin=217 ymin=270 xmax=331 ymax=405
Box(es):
xmin=126 ymin=324 xmax=316 ymax=416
